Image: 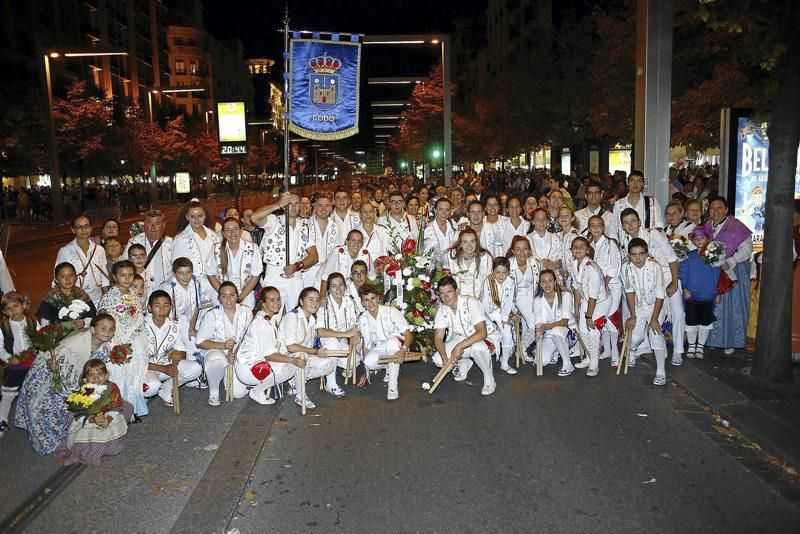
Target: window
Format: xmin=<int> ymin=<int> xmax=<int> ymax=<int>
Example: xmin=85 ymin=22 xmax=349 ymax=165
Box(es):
xmin=174 ymin=37 xmax=183 ymax=45
xmin=189 ymin=60 xmax=198 ymax=75
xmin=175 ymin=59 xmax=185 ymax=74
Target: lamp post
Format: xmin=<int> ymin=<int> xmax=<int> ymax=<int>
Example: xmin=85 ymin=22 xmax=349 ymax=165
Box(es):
xmin=41 ymin=48 xmax=128 ymax=223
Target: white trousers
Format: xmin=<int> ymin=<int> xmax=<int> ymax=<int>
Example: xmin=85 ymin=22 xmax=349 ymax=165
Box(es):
xmin=321 ymin=337 xmax=358 ymax=370
xmin=143 ymin=359 xmax=203 ymax=398
xmin=204 ymin=349 xmax=249 ymax=399
xmin=288 ymin=353 xmax=337 ymax=395
xmin=540 ymin=329 xmax=572 ymax=371
xmin=514 ymin=289 xmax=536 ymax=345
xmin=667 ymin=281 xmax=686 ymax=355
xmin=262 ymin=265 xmax=303 ymax=313
xmin=433 ymin=336 xmax=495 ymax=387
xmin=577 ymin=294 xmax=612 ymax=368
xmin=363 ymin=339 xmax=402 ymax=397
xmin=629 ymin=304 xmax=668 ymax=377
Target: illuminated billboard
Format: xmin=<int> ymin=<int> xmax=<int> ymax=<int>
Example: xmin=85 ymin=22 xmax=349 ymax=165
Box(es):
xmin=217 ymin=101 xmax=248 ymax=155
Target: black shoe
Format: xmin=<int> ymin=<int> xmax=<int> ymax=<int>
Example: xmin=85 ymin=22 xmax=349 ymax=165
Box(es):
xmin=0 ymin=420 xmax=8 ymax=434
xmin=130 ymin=414 xmax=142 ymax=424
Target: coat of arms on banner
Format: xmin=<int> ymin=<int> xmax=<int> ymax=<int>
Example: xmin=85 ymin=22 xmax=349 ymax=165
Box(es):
xmin=309 ymin=54 xmax=340 ymax=111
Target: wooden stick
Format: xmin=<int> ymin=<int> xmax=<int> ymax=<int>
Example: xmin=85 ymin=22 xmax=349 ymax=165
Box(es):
xmin=377 ymin=352 xmax=423 ymax=365
xmin=344 ymin=345 xmax=353 ymax=386
xmin=429 ymin=358 xmax=456 ymax=394
xmin=536 ymin=335 xmax=543 ymax=376
xmin=324 ymin=350 xmax=351 ymax=356
xmin=616 ymin=326 xmax=633 ymax=376
xmin=225 ymin=346 xmax=234 ymax=402
xmin=511 ymin=315 xmax=523 ymax=368
xmin=172 ymin=376 xmax=180 ymax=414
xmin=300 ymin=357 xmax=307 ymax=416
xmin=574 ymin=329 xmax=590 ymax=359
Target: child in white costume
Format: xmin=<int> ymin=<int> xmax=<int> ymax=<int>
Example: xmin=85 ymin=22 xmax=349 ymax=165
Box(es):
xmin=587 ymin=215 xmax=624 ymax=365
xmin=622 ymin=238 xmax=669 ymax=386
xmin=237 ymin=287 xmax=307 ymax=406
xmin=143 ymin=291 xmax=202 ymax=406
xmin=482 ymin=257 xmax=516 ymax=374
xmin=159 ymin=258 xmax=213 ymax=363
xmin=317 ymin=272 xmax=362 ymax=373
xmin=356 ymin=285 xmax=413 ymax=401
xmin=508 ymin=235 xmax=542 ymax=354
xmin=195 ymin=282 xmax=253 ymax=405
xmin=569 ymin=237 xmax=613 ymax=377
xmin=279 ymin=287 xmax=339 ymax=409
xmin=533 ymin=269 xmax=575 ymax=376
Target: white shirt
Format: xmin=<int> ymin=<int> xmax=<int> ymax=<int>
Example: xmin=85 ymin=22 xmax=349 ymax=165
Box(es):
xmin=357 ymin=305 xmax=409 ymax=349
xmin=279 ymin=310 xmax=317 ymax=350
xmin=423 ymin=219 xmax=458 ymax=265
xmin=533 ymin=291 xmax=575 ymax=330
xmin=318 ymin=247 xmax=374 ymax=286
xmin=529 ymin=231 xmax=562 ymax=263
xmin=483 ymin=216 xmax=509 ymax=257
xmin=591 ymin=235 xmax=622 ymax=282
xmin=357 ymin=224 xmax=390 ymax=264
xmin=445 ymin=252 xmax=493 ymax=299
xmin=622 ymin=258 xmax=666 ymax=308
xmin=620 ymin=228 xmax=677 ymax=283
xmin=205 ymin=241 xmax=263 ymax=293
xmin=0 ymin=318 xmax=35 ymax=363
xmin=510 ymin=257 xmax=542 ymax=293
xmin=259 ymin=214 xmax=315 ymax=273
xmin=172 ymin=226 xmax=217 ymax=278
xmin=196 ymin=304 xmax=252 ymax=348
xmin=238 ymin=310 xmax=283 ymax=367
xmin=500 ymin=218 xmax=530 ymax=256
xmin=318 ymin=294 xmax=360 ymax=333
xmin=571 ymin=258 xmax=609 ymax=304
xmin=124 ymin=234 xmax=174 ymax=287
xmin=434 ymin=295 xmax=496 ymax=339
xmin=575 ymin=205 xmax=617 ymax=239
xmin=613 ymin=194 xmax=664 ymax=239
xmin=308 ymin=216 xmax=340 ymax=264
xmin=469 ymin=223 xmax=497 ymax=254
xmin=145 ymin=316 xmax=185 ymax=365
xmin=332 ymin=209 xmax=361 ymax=238
xmin=159 ymin=276 xmax=212 ymax=321
xmin=481 ymin=276 xmax=515 ymax=326
xmin=55 ymin=239 xmax=109 ymax=304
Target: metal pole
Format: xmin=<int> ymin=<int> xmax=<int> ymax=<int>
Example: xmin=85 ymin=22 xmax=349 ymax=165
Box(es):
xmin=282 ymin=7 xmax=291 ymax=266
xmin=314 ymin=144 xmax=319 ymax=190
xmin=634 ymin=0 xmax=672 ymax=207
xmin=41 ymin=54 xmax=64 ymax=224
xmin=442 ymin=36 xmax=452 ymax=187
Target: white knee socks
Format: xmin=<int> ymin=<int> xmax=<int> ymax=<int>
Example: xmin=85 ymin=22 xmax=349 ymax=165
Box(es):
xmin=204 ymin=357 xmax=227 ymax=397
xmin=654 ymin=348 xmax=667 ymax=377
xmin=0 ymin=386 xmax=18 ymax=423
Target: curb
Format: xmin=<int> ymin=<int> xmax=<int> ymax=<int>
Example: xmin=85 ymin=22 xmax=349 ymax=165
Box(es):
xmin=667 ymin=359 xmax=800 ymax=468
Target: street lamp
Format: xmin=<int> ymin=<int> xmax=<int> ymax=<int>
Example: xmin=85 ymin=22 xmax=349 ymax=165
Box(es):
xmin=41 ymin=47 xmax=128 ymax=223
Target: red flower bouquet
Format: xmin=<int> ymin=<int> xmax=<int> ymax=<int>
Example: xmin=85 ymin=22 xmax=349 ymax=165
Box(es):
xmin=401 ymin=238 xmax=417 ymax=254
xmin=108 ymin=343 xmax=133 ymax=365
xmin=15 ymin=348 xmax=37 ymax=369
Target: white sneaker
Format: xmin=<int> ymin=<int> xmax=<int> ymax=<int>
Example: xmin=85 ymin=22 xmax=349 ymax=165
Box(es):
xmin=387 ymin=388 xmax=399 ymax=401
xmin=294 ymin=395 xmax=316 ymax=409
xmin=611 ymin=358 xmax=620 ymax=367
xmin=653 ymin=374 xmax=667 ymax=386
xmin=208 ymin=392 xmax=220 ymax=406
xmin=453 ymin=359 xmax=473 ymax=381
xmin=523 ymin=354 xmax=534 ymax=363
xmin=574 ymin=358 xmax=591 ymax=369
xmin=249 ymin=388 xmax=275 ymax=405
xmin=158 ymin=387 xmax=173 ymax=407
xmin=724 ymin=348 xmax=735 ymax=355
xmin=671 ymin=354 xmax=683 ymax=366
xmin=695 ymin=347 xmax=704 ymax=360
xmin=325 ymin=384 xmax=347 ymax=397
xmin=481 ymin=382 xmax=496 ymax=396
xmin=586 ymin=366 xmax=599 ymax=377
xmin=500 ymin=363 xmax=518 ymax=375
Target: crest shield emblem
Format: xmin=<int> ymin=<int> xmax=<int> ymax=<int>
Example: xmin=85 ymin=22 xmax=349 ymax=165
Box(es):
xmin=309 ymin=73 xmax=339 ymax=110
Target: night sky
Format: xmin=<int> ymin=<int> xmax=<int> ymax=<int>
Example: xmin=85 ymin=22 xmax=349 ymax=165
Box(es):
xmin=202 ymin=0 xmax=489 ymax=153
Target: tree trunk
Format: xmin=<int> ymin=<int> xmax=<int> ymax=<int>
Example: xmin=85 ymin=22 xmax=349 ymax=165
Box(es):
xmin=751 ymin=50 xmax=800 ymax=382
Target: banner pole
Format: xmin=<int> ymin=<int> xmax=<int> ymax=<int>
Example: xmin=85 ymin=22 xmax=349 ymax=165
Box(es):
xmin=282 ymin=4 xmax=291 ymax=267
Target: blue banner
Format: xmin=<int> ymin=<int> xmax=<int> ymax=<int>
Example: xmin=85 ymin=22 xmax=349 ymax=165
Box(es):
xmin=734 ymin=117 xmax=800 ymax=244
xmin=289 ymin=38 xmax=361 ymax=140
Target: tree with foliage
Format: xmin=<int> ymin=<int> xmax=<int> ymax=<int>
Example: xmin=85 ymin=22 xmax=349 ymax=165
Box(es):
xmin=243 ymin=138 xmax=281 ymax=176
xmin=390 ymin=64 xmax=446 ymax=164
xmin=699 ymin=0 xmax=800 ymax=382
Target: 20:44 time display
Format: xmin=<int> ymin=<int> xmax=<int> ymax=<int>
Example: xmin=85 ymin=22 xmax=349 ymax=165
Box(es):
xmin=221 ymin=145 xmax=247 ymax=155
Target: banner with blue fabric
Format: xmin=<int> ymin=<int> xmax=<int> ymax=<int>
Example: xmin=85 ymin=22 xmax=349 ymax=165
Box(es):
xmin=289 ymin=37 xmax=361 ymax=140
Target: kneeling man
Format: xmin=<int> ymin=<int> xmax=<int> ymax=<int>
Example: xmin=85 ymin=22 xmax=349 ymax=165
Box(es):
xmin=433 ymin=276 xmax=498 ymax=396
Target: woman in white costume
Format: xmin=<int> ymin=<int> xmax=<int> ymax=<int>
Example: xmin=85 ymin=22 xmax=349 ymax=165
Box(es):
xmin=556 ymin=205 xmax=580 ymax=285
xmin=528 ymin=208 xmax=562 ymax=272
xmin=569 ymin=236 xmax=613 ymax=377
xmin=500 ymin=195 xmax=530 ymax=254
xmin=587 ymin=215 xmax=624 ymax=365
xmin=195 ymin=282 xmax=253 ymax=406
xmin=533 ymin=269 xmax=575 ymax=376
xmin=508 ymin=234 xmax=541 ymax=353
xmin=237 ymin=287 xmax=307 ymax=406
xmin=206 ymin=218 xmax=262 ymax=309
xmin=445 ymin=228 xmax=493 ymax=299
xmin=483 ymin=195 xmax=509 ymax=258
xmin=279 ymin=288 xmax=339 ymax=409
xmin=481 ymin=256 xmax=516 ymax=374
xmin=317 ymin=272 xmax=362 ymax=373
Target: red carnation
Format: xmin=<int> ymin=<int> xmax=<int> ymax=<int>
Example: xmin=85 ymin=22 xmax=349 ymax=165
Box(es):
xmin=421 ymin=281 xmax=431 ymax=291
xmin=386 ymin=263 xmax=400 ymax=277
xmin=411 ymin=309 xmax=423 ymax=318
xmin=401 ymin=238 xmax=416 ymax=254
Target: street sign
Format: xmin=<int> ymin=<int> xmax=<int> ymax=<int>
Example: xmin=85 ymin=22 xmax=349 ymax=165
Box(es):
xmin=175 ymin=172 xmax=191 ymax=194
xmin=217 ymin=101 xmax=248 ymax=155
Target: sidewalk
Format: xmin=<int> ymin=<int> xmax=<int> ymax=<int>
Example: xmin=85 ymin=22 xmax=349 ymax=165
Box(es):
xmin=668 ymin=349 xmax=800 ymax=468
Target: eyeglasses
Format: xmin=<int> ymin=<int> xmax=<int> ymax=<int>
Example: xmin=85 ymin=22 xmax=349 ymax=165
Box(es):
xmin=73 ymin=224 xmax=91 ymax=231
xmin=351 ymin=271 xmax=367 ymax=277
xmin=389 ymin=199 xmax=404 ymax=205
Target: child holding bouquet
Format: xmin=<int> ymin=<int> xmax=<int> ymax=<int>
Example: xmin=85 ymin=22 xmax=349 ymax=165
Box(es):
xmin=36 ymin=262 xmax=97 ymax=327
xmin=679 ymin=226 xmax=722 ymax=359
xmin=0 ymin=292 xmax=38 ymax=436
xmin=53 ymin=359 xmax=132 ymax=466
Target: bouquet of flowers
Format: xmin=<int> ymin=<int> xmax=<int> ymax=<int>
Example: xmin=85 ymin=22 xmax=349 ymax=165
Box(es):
xmin=668 ymin=234 xmax=690 ymax=261
xmin=129 ymin=221 xmax=144 ymax=238
xmin=699 ymin=241 xmax=727 ymax=267
xmin=58 ymin=299 xmax=91 ymax=321
xmin=108 ymin=343 xmax=133 ymax=365
xmin=375 ymin=238 xmax=449 ymax=354
xmin=24 ymin=322 xmax=78 ymax=393
xmin=12 ymin=348 xmax=37 ymax=369
xmin=66 ymin=383 xmax=114 ymax=421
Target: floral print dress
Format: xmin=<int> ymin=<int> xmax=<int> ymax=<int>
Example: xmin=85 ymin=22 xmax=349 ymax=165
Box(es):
xmin=98 ymin=286 xmax=149 ymax=416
